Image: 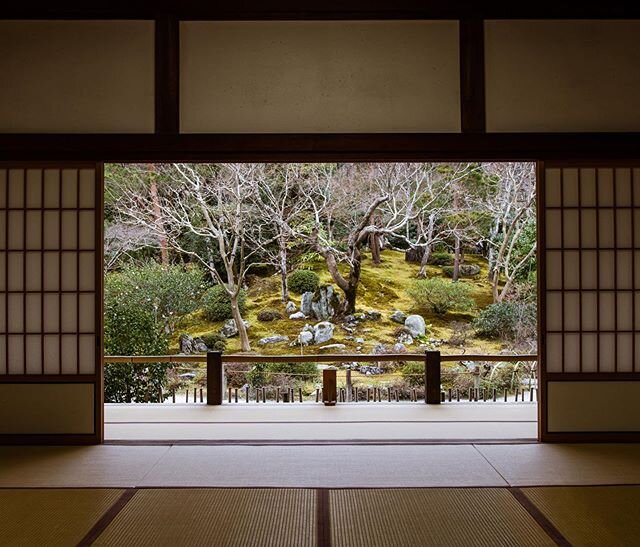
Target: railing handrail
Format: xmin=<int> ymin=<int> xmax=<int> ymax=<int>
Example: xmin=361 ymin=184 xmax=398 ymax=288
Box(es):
xmin=103 ymin=353 xmax=537 ymax=365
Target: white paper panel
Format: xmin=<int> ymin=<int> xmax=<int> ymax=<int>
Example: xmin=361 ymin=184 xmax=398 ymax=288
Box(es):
xmin=563 ymin=251 xmax=579 ymax=289
xmin=598 ymin=251 xmax=615 ymax=290
xmin=78 ymin=212 xmax=95 ymax=250
xmin=8 ymin=211 xmax=24 ymax=249
xmin=546 ymin=251 xmax=563 ymax=289
xmin=43 ymin=294 xmax=59 ymax=333
xmin=563 ymin=334 xmax=580 ymax=372
xmin=546 ymin=293 xmax=562 ymax=331
xmin=181 ymin=21 xmax=460 ymax=133
xmin=562 ymin=210 xmax=579 ymax=247
xmin=0 ymin=295 xmax=5 ymax=333
xmin=0 ymin=253 xmax=4 ymax=291
xmin=599 ymin=334 xmax=616 ymax=372
xmin=582 ymin=251 xmax=598 ymax=290
xmin=0 ymin=21 xmax=154 ymax=133
xmin=598 ymin=292 xmax=616 ymax=331
xmin=7 ymin=252 xmax=23 ymax=291
xmin=25 ymin=335 xmax=41 ymax=375
xmin=545 ymin=169 xmax=562 ymax=207
xmin=616 ymin=210 xmax=633 ymax=248
xmin=564 ymin=293 xmax=580 ymax=331
xmin=546 ymin=334 xmax=563 ymax=373
xmin=617 ymin=251 xmax=633 ymax=290
xmin=43 ymin=212 xmax=59 ymax=249
xmin=60 ymin=335 xmax=77 ymax=374
xmin=7 ymin=335 xmax=24 ymax=374
xmin=599 ymin=209 xmax=615 ymax=248
xmin=581 ymin=292 xmax=598 ymax=331
xmin=580 ymin=169 xmax=597 ymax=207
xmin=79 ymin=170 xmax=96 ymax=209
xmin=8 ymin=170 xmax=24 ymax=208
xmin=78 ymin=295 xmax=95 ymax=333
xmin=61 ymin=170 xmax=77 ymax=208
xmin=78 ymin=252 xmax=95 ymax=291
xmin=25 ymin=294 xmax=40 ymax=333
xmin=545 ymin=210 xmax=562 ymax=248
xmin=43 ymin=170 xmax=59 ymax=208
xmin=486 ymin=21 xmax=640 ymax=132
xmin=61 ymin=294 xmax=77 ymax=333
xmin=7 ymin=294 xmax=23 ymax=333
xmin=61 ymin=212 xmax=77 ymax=249
xmin=581 ymin=334 xmax=598 ymax=372
xmin=79 ymin=335 xmax=96 ymax=375
xmin=615 ymin=169 xmax=632 ymax=206
xmin=618 ymin=334 xmax=633 ymax=372
xmin=60 ymin=252 xmax=77 ymax=291
xmin=562 ymin=169 xmax=579 ymax=207
xmin=617 ymin=293 xmax=633 ymax=331
xmin=25 ymin=211 xmax=42 ymax=250
xmin=580 ymin=210 xmax=597 ymax=248
xmin=43 ymin=335 xmax=59 ymax=374
xmin=43 ymin=252 xmax=59 ymax=291
xmin=0 ymin=336 xmax=5 ymax=374
xmin=0 ymin=170 xmax=6 ymax=208
xmin=25 ymin=170 xmax=42 ymax=208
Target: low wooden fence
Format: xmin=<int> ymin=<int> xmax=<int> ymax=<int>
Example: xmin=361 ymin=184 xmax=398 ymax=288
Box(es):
xmin=103 ymin=351 xmax=537 ymax=406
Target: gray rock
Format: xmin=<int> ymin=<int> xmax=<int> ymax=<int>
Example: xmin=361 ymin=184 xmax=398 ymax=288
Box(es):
xmin=319 ymin=343 xmax=346 ymax=351
xmin=295 ymin=331 xmax=314 ymax=346
xmin=393 ymin=343 xmax=408 ymax=353
xmin=371 ymin=343 xmax=389 ymax=355
xmin=300 ymin=291 xmax=314 ymax=316
xmin=313 ymin=321 xmax=335 ymax=344
xmin=397 ymin=331 xmax=414 ymax=345
xmin=404 ymin=314 xmax=426 ymax=337
xmin=311 ymin=285 xmax=341 ymax=321
xmin=390 ymin=310 xmax=407 ymax=324
xmin=355 ymin=337 xmax=365 ymax=344
xmin=179 ymin=334 xmax=194 ymax=354
xmin=363 ymin=310 xmax=382 ymax=321
xmin=289 ymin=311 xmax=306 ymax=320
xmin=220 ymin=319 xmax=250 ymax=338
xmin=193 ymin=338 xmax=208 ymax=353
xmin=258 ymin=335 xmax=289 ymax=346
xmin=285 ymin=301 xmax=297 ymax=314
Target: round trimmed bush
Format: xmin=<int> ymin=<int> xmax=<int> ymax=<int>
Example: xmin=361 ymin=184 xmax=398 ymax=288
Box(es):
xmin=428 ymin=252 xmax=454 ymax=266
xmin=473 ymin=301 xmax=537 ymax=341
xmin=199 ymin=332 xmax=227 ymax=352
xmin=288 ymin=270 xmax=320 ymax=294
xmin=202 ymin=285 xmax=246 ymax=322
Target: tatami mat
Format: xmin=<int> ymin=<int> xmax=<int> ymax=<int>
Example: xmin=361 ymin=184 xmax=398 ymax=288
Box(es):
xmin=139 ymin=445 xmax=507 ymax=488
xmin=0 ymin=488 xmax=123 ymax=547
xmin=93 ymin=488 xmax=315 ymax=547
xmin=0 ymin=446 xmax=169 ymax=487
xmin=524 ymin=485 xmax=640 ymax=547
xmin=330 ymin=488 xmax=555 ymax=547
xmin=477 ymin=443 xmax=640 ymax=486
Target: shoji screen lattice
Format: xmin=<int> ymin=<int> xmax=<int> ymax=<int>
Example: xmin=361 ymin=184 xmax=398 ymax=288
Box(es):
xmin=541 ymin=164 xmax=640 ymax=439
xmin=0 ymin=164 xmax=102 ymax=442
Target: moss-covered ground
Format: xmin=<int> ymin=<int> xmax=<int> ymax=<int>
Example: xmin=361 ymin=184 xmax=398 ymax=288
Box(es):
xmin=171 ymin=250 xmax=504 ymax=356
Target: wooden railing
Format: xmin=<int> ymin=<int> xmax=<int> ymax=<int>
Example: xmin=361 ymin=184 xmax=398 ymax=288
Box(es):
xmin=103 ymin=351 xmax=538 ymax=406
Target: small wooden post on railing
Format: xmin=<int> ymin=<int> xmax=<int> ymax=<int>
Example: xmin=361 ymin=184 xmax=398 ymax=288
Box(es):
xmin=425 ymin=350 xmax=441 ymax=405
xmin=206 ymin=351 xmax=223 ymax=406
xmin=322 ymin=367 xmax=337 ymax=406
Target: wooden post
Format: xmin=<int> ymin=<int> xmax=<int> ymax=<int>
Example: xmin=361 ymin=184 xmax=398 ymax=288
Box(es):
xmin=206 ymin=351 xmax=223 ymax=406
xmin=346 ymin=369 xmax=352 ymax=402
xmin=322 ymin=368 xmax=337 ymax=406
xmin=425 ymin=351 xmax=441 ymax=405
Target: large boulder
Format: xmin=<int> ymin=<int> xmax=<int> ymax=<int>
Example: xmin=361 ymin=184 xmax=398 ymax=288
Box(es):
xmin=390 ymin=310 xmax=407 ymax=324
xmin=220 ymin=319 xmax=250 ymax=338
xmin=258 ymin=335 xmax=289 ymax=346
xmin=404 ymin=315 xmax=426 ymax=338
xmin=285 ymin=301 xmax=297 ymax=314
xmin=293 ymin=325 xmax=315 ymax=346
xmin=179 ymin=334 xmax=194 ymax=354
xmin=302 ymin=285 xmax=341 ymax=321
xmin=289 ymin=311 xmax=306 ymax=320
xmin=313 ymin=321 xmax=335 ymax=344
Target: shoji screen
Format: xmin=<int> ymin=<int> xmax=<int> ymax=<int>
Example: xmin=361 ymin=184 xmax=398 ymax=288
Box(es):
xmin=540 ymin=163 xmax=640 ymax=440
xmin=0 ymin=164 xmax=102 ymax=443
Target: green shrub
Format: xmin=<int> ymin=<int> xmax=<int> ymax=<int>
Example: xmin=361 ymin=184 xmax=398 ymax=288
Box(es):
xmin=247 ymin=362 xmax=319 ymax=388
xmin=442 ymin=264 xmax=481 ymax=278
xmin=288 ymin=270 xmax=320 ymax=294
xmin=407 ymin=278 xmax=475 ymax=316
xmin=428 ymin=252 xmax=454 ymax=266
xmin=199 ymin=332 xmax=228 ymax=352
xmin=202 ymin=285 xmax=246 ymax=321
xmin=257 ymin=309 xmax=283 ymax=322
xmin=473 ymin=301 xmax=537 ymax=341
xmin=401 ymin=362 xmax=424 ymax=387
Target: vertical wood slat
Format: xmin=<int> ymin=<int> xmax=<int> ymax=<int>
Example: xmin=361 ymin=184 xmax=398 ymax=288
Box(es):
xmin=155 ymin=15 xmax=179 ymax=135
xmin=459 ymin=19 xmax=486 ymax=134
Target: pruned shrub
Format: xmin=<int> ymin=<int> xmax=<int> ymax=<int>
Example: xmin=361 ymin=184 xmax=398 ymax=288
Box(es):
xmin=202 ymin=285 xmax=246 ymax=322
xmin=257 ymin=309 xmax=283 ymax=322
xmin=473 ymin=301 xmax=537 ymax=341
xmin=288 ymin=270 xmax=320 ymax=294
xmin=246 ymin=362 xmax=319 ymax=388
xmin=407 ymin=278 xmax=475 ymax=316
xmin=428 ymin=252 xmax=454 ymax=266
xmin=442 ymin=264 xmax=481 ymax=278
xmin=199 ymin=332 xmax=228 ymax=352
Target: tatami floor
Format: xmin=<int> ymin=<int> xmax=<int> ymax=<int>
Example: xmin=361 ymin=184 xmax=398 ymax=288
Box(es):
xmin=2 ymin=443 xmax=640 ymax=545
xmin=105 ymin=402 xmax=538 ymax=442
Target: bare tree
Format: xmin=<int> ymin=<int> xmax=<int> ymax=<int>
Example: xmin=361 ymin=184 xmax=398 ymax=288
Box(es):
xmin=302 ymin=163 xmax=425 ymax=315
xmin=111 ymin=163 xmax=268 ymax=352
xmin=249 ymin=164 xmax=310 ymax=303
xmin=479 ymin=162 xmax=536 ymax=302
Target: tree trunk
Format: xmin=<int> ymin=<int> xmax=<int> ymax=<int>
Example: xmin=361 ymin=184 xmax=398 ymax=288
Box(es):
xmin=278 ymin=236 xmax=289 ymax=302
xmin=148 ymin=165 xmax=169 ymax=267
xmin=418 ymin=245 xmax=432 ymax=278
xmin=230 ymin=295 xmax=251 ymax=352
xmin=370 ymin=232 xmax=381 ymax=265
xmin=341 ymin=284 xmax=358 ymax=315
xmin=453 ymin=235 xmax=461 ymax=282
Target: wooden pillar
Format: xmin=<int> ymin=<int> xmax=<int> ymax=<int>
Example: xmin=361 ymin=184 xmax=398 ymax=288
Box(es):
xmin=425 ymin=350 xmax=441 ymax=405
xmin=322 ymin=368 xmax=337 ymax=406
xmin=206 ymin=351 xmax=223 ymax=406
